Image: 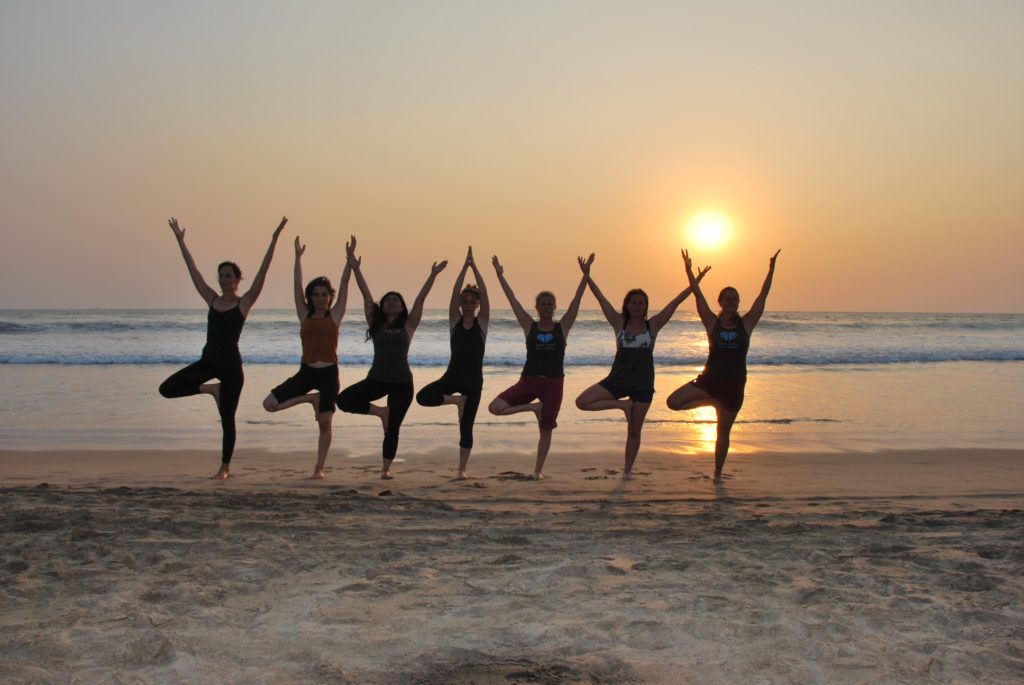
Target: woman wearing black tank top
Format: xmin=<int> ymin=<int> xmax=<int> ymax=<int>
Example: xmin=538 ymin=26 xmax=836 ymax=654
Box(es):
xmin=488 ymin=253 xmax=592 ymax=479
xmin=575 ymin=255 xmax=710 ymax=480
xmin=336 ymin=240 xmax=447 ymax=479
xmin=159 ymin=216 xmax=287 ymax=479
xmin=415 ymin=246 xmax=490 ymax=480
xmin=667 ymin=249 xmax=780 ymax=483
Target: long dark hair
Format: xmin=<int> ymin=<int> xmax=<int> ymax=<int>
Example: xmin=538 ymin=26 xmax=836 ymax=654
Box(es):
xmin=620 ymin=288 xmax=649 ymax=322
xmin=304 ymin=276 xmax=336 ymax=317
xmin=367 ymin=291 xmax=409 ymax=340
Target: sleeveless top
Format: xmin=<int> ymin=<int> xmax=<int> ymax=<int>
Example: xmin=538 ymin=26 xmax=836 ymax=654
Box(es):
xmin=704 ymin=318 xmax=749 ymax=381
xmin=300 ymin=315 xmax=339 ymax=365
xmin=522 ymin=322 xmax=566 ymax=378
xmin=368 ymin=326 xmax=412 ymax=383
xmin=443 ymin=318 xmax=485 ymax=391
xmin=202 ymin=304 xmax=245 ymax=364
xmin=606 ymin=321 xmax=655 ymax=391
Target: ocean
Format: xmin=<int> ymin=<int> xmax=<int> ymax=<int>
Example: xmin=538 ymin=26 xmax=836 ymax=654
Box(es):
xmin=1 ymin=309 xmax=1022 ymax=457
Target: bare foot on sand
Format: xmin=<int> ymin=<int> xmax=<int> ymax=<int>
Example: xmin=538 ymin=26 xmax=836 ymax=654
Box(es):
xmin=211 ymin=464 xmax=230 ymax=480
xmin=622 ymin=471 xmax=633 ymax=481
xmin=713 ymin=470 xmax=723 ymax=484
xmin=381 ymin=469 xmax=394 ymax=480
xmin=310 ymin=468 xmax=326 ymax=480
xmin=455 ymin=470 xmax=468 ymax=481
xmin=530 ymin=472 xmax=545 ymax=480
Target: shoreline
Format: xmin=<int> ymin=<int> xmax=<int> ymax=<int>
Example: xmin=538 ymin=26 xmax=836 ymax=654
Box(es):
xmin=3 ymin=447 xmax=1022 ymax=510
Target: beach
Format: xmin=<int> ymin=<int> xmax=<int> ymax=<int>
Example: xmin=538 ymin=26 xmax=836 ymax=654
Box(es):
xmin=2 ymin=310 xmax=1023 ymax=682
xmin=2 ymin=447 xmax=1023 ymax=684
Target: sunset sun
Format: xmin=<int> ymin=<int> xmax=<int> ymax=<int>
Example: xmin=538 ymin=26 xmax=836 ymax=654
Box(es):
xmin=685 ymin=211 xmax=732 ymax=250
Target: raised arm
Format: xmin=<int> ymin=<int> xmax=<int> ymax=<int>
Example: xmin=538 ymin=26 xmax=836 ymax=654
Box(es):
xmin=742 ymin=249 xmax=780 ymax=333
xmin=492 ymin=256 xmax=534 ymax=335
xmin=648 ymin=264 xmax=711 ymax=337
xmin=346 ymin=240 xmax=374 ymax=325
xmin=559 ymin=253 xmax=594 ymax=336
xmin=584 ymin=259 xmax=622 ymax=331
xmin=448 ymin=248 xmax=472 ymax=327
xmin=329 ymin=235 xmax=355 ymax=326
xmin=467 ymin=247 xmax=490 ymax=335
xmin=682 ymin=249 xmax=717 ymax=333
xmin=239 ymin=216 xmax=287 ymax=317
xmin=167 ymin=217 xmax=217 ymax=305
xmin=407 ymin=260 xmax=448 ymax=337
xmin=292 ymin=236 xmax=307 ymax=321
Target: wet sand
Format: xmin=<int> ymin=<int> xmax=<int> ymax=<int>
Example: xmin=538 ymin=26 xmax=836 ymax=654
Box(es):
xmin=1 ymin=448 xmax=1023 ymax=684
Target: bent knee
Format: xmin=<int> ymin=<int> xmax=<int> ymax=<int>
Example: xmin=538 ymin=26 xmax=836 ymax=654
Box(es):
xmin=262 ymin=395 xmax=279 ymax=412
xmin=575 ymin=396 xmax=588 ymax=411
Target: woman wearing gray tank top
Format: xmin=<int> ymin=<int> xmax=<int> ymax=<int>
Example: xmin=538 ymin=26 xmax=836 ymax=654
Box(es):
xmin=576 ymin=255 xmax=710 ymax=480
xmin=336 ymin=239 xmax=447 ymax=479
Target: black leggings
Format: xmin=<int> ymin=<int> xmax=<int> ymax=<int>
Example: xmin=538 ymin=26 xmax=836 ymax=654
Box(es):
xmin=159 ymin=358 xmax=244 ymax=464
xmin=416 ymin=377 xmax=481 ymax=449
xmin=337 ymin=377 xmax=414 ymax=461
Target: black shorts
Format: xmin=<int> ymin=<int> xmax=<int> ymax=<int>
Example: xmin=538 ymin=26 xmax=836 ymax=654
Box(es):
xmin=690 ymin=372 xmax=745 ymax=412
xmin=272 ymin=364 xmax=339 ymax=414
xmin=598 ymin=379 xmax=654 ymax=404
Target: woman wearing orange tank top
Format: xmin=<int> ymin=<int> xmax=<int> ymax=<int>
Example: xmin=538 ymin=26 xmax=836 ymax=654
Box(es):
xmin=262 ymin=235 xmax=354 ymax=479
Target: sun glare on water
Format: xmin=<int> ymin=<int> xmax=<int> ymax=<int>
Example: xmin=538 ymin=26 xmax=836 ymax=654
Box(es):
xmin=685 ymin=211 xmax=732 ymax=250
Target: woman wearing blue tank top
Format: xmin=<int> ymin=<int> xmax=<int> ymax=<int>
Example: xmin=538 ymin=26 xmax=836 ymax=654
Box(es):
xmin=159 ymin=216 xmax=287 ymax=479
xmin=667 ymin=249 xmax=780 ymax=483
xmin=488 ymin=253 xmax=592 ymax=479
xmin=576 ymin=255 xmax=710 ymax=480
xmin=415 ymin=246 xmax=490 ymax=480
xmin=336 ymin=240 xmax=447 ymax=479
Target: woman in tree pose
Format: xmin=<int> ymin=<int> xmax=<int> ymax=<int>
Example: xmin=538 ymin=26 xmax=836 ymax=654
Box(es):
xmin=415 ymin=246 xmax=490 ymax=480
xmin=262 ymin=235 xmax=354 ymax=479
xmin=488 ymin=254 xmax=592 ymax=479
xmin=337 ymin=241 xmax=447 ymax=479
xmin=159 ymin=216 xmax=287 ymax=479
xmin=575 ymin=255 xmax=710 ymax=479
xmin=666 ymin=249 xmax=780 ymax=483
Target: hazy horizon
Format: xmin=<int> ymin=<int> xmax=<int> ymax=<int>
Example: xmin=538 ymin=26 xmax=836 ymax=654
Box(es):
xmin=2 ymin=2 xmax=1022 ymax=313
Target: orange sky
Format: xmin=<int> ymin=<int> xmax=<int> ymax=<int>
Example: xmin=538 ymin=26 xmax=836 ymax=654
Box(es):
xmin=1 ymin=2 xmax=1022 ymax=312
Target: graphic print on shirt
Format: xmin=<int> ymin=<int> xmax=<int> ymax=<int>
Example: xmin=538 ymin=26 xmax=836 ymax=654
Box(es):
xmin=717 ymin=329 xmax=740 ymax=350
xmin=534 ymin=331 xmax=557 ymax=349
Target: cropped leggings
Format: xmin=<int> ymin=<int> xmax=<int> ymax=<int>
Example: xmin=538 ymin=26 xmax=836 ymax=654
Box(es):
xmin=337 ymin=377 xmax=414 ymax=461
xmin=415 ymin=377 xmax=481 ymax=449
xmin=159 ymin=357 xmax=244 ymax=464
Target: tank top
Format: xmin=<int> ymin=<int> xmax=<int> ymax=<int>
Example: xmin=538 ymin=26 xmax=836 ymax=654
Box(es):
xmin=443 ymin=318 xmax=485 ymax=391
xmin=522 ymin=322 xmax=566 ymax=378
xmin=300 ymin=315 xmax=339 ymax=365
xmin=202 ymin=304 xmax=245 ymax=364
xmin=704 ymin=318 xmax=749 ymax=381
xmin=606 ymin=321 xmax=655 ymax=391
xmin=368 ymin=325 xmax=412 ymax=383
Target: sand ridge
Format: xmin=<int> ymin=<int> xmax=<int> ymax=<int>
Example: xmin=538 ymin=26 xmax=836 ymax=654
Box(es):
xmin=2 ymin=448 xmax=1023 ymax=683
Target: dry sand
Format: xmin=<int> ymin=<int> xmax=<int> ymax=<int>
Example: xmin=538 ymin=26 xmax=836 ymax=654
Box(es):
xmin=2 ymin=448 xmax=1023 ymax=684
